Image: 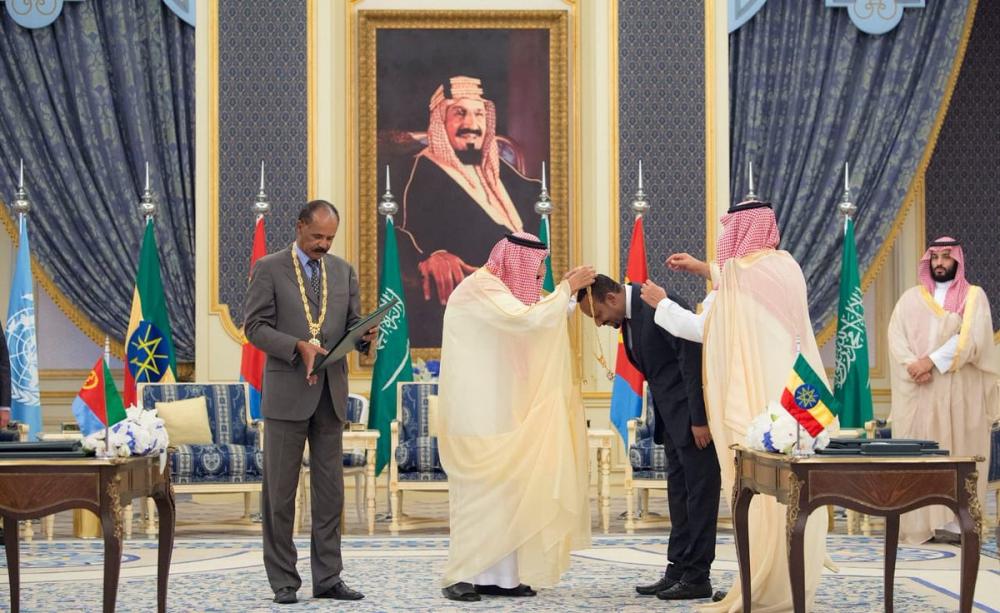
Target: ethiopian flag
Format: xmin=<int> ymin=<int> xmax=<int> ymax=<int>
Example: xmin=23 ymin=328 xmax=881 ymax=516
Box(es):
xmin=72 ymin=356 xmax=127 ymax=436
xmin=123 ymin=219 xmax=176 ymax=407
xmin=779 ymin=354 xmax=838 ymax=437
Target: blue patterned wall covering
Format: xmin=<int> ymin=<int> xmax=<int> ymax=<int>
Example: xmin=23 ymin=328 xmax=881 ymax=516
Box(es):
xmin=926 ymin=2 xmax=1000 ymax=330
xmin=618 ymin=0 xmax=706 ymax=305
xmin=218 ymin=1 xmax=308 ymax=326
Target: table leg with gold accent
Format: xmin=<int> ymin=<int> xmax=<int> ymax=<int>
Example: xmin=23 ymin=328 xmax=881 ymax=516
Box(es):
xmin=152 ymin=480 xmax=176 ymax=613
xmin=958 ymin=471 xmax=983 ymax=613
xmin=3 ymin=515 xmax=19 ymax=612
xmin=100 ymin=472 xmax=125 ymax=613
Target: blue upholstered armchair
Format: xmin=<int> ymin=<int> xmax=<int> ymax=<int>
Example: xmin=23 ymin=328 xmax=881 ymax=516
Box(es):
xmin=138 ymin=382 xmax=263 ymax=532
xmin=389 ymin=381 xmax=448 ymax=534
xmin=624 ymin=384 xmax=669 ymax=533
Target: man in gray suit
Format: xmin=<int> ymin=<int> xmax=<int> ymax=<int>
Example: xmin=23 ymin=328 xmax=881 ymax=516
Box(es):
xmin=244 ymin=200 xmax=374 ymax=604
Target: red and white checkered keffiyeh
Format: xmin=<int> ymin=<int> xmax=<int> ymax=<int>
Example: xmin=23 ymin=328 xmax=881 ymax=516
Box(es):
xmin=423 ymin=77 xmax=522 ymax=232
xmin=918 ymin=236 xmax=970 ymax=314
xmin=485 ymin=232 xmax=550 ymax=305
xmin=716 ymin=203 xmax=780 ymax=264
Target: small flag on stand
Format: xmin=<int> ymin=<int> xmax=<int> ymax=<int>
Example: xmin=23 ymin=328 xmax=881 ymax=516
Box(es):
xmin=779 ymin=354 xmax=839 ymax=437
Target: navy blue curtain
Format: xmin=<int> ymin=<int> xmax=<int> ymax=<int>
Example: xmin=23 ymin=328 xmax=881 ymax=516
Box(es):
xmin=0 ymin=0 xmax=195 ymax=359
xmin=730 ymin=0 xmax=971 ymax=334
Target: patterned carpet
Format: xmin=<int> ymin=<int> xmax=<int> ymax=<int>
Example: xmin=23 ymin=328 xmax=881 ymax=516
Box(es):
xmin=2 ymin=533 xmax=998 ymax=612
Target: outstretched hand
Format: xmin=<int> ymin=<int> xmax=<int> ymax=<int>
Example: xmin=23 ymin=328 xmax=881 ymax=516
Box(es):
xmin=419 ymin=250 xmax=477 ymax=305
xmin=666 ymin=253 xmax=710 ymax=278
xmin=640 ymin=280 xmax=667 ymax=308
xmin=563 ymin=265 xmax=597 ymax=293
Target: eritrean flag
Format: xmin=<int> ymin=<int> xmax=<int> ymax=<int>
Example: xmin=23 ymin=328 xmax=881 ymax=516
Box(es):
xmin=609 ymin=216 xmax=647 ymax=440
xmin=123 ymin=219 xmax=176 ymax=407
xmin=780 ymin=354 xmax=839 ymax=437
xmin=72 ymin=357 xmax=127 ymax=436
xmin=240 ymin=216 xmax=267 ymax=420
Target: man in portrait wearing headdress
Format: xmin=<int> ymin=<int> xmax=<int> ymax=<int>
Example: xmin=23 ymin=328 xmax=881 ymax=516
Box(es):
xmin=888 ymin=237 xmax=1000 ymax=544
xmin=435 ymin=232 xmax=594 ymax=602
xmin=641 ymin=197 xmax=830 ymax=611
xmin=399 ymin=75 xmax=541 ymax=348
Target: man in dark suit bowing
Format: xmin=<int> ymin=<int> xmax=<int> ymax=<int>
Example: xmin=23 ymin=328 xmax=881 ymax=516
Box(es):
xmin=244 ymin=200 xmax=375 ymax=605
xmin=578 ymin=274 xmax=721 ymax=601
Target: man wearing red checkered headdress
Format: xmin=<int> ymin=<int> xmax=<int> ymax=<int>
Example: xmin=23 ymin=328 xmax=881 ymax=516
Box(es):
xmin=888 ymin=237 xmax=1000 ymax=544
xmin=399 ymin=76 xmax=541 ymax=349
xmin=639 ymin=197 xmax=831 ymax=610
xmin=435 ymin=233 xmax=595 ymax=602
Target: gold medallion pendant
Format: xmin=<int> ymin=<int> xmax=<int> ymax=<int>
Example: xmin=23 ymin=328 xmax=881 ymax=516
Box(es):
xmin=291 ymin=245 xmax=328 ymax=346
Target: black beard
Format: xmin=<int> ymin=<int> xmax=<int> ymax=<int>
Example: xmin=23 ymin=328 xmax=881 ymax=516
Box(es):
xmin=931 ymin=263 xmax=958 ymax=282
xmin=455 ymin=147 xmax=483 ymax=165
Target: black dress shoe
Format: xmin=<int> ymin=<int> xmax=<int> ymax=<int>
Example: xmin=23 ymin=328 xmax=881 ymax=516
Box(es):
xmin=636 ymin=575 xmax=679 ymax=596
xmin=657 ymin=580 xmax=713 ymax=600
xmin=712 ymin=590 xmax=728 ymax=602
xmin=443 ymin=582 xmax=481 ymax=602
xmin=315 ymin=582 xmax=364 ymax=600
xmin=273 ymin=587 xmax=297 ymax=604
xmin=932 ymin=529 xmax=961 ymax=544
xmin=475 ymin=584 xmax=537 ymax=597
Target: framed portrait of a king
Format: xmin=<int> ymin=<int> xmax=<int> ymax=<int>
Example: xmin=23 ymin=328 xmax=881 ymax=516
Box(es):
xmin=358 ymin=11 xmax=570 ymax=358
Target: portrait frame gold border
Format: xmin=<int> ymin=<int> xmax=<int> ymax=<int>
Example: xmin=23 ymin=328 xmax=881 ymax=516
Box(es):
xmin=356 ymin=10 xmax=572 ymax=361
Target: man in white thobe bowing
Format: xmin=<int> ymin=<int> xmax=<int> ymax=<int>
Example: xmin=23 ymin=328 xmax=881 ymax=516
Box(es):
xmin=888 ymin=236 xmax=1000 ymax=544
xmin=436 ymin=232 xmax=595 ymax=602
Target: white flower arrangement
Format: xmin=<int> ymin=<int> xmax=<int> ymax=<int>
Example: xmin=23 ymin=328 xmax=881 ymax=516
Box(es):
xmin=82 ymin=405 xmax=170 ymax=458
xmin=745 ymin=401 xmax=839 ymax=456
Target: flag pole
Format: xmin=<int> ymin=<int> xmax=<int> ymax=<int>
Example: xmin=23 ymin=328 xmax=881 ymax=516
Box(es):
xmin=375 ymin=165 xmax=399 ymax=522
xmin=100 ymin=336 xmax=115 ymax=458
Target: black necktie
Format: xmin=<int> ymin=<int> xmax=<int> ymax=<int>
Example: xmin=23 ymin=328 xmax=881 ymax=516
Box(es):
xmin=308 ymin=259 xmax=321 ymax=298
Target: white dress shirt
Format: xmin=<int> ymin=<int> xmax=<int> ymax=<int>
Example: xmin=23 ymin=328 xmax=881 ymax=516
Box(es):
xmin=652 ymin=290 xmax=716 ymax=344
xmin=928 ymin=280 xmax=959 ymax=373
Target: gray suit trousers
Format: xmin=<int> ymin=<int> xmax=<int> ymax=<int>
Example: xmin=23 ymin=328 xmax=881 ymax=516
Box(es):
xmin=262 ymin=382 xmax=345 ymax=595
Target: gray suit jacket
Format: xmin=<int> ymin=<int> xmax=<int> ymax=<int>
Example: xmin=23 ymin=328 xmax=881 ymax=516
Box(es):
xmin=244 ymin=245 xmax=363 ymax=422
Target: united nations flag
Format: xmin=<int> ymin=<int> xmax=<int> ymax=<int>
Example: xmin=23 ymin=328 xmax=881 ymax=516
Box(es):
xmin=5 ymin=216 xmax=41 ymax=439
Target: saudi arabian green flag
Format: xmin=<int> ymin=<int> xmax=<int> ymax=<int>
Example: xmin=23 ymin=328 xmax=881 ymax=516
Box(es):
xmin=539 ymin=216 xmax=556 ymax=292
xmin=833 ymin=217 xmax=874 ymax=428
xmin=367 ymin=217 xmax=413 ymax=475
